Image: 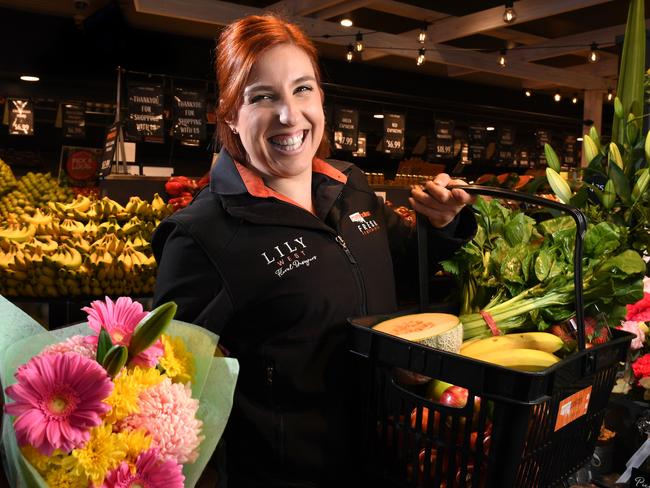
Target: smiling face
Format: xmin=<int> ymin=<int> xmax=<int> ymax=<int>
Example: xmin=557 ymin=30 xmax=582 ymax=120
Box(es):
xmin=232 ymin=43 xmax=325 ymax=181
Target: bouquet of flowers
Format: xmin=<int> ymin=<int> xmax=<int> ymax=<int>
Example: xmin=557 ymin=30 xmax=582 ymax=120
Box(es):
xmin=0 ymin=295 xmax=239 ymax=487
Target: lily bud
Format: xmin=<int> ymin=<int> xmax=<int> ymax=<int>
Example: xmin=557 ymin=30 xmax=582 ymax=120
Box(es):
xmin=546 ymin=168 xmax=572 ymax=204
xmin=609 ymin=143 xmax=624 ymax=170
xmin=582 ymin=135 xmax=599 ymax=163
xmin=588 ymin=126 xmax=601 ymax=151
xmin=614 ymin=96 xmax=624 ymax=119
xmin=544 ymin=143 xmax=561 ymax=172
xmin=632 ymin=168 xmax=650 ymax=202
xmin=602 ymin=179 xmax=616 ymax=210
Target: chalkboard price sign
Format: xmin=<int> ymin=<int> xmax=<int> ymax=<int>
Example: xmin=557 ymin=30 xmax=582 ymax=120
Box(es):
xmin=434 ymin=119 xmax=454 ymax=158
xmin=383 ymin=113 xmax=405 ymax=156
xmin=333 ymin=108 xmax=359 ymax=151
xmin=63 ymin=103 xmax=86 ymax=139
xmin=173 ymin=88 xmax=206 ymax=143
xmin=100 ymin=123 xmax=119 ymax=177
xmin=630 ymin=467 xmax=650 ymax=487
xmin=8 ymin=98 xmax=34 ymax=136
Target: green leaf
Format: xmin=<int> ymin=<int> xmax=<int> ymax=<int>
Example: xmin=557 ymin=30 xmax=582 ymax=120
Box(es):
xmin=584 ymin=222 xmax=621 ymax=256
xmin=608 ymin=162 xmax=632 ymax=204
xmin=96 ymin=329 xmax=113 ymax=364
xmin=534 ymin=250 xmax=554 ymax=282
xmin=503 ymin=212 xmax=534 ymax=247
xmin=595 ymin=249 xmax=646 ymax=276
xmin=612 ymin=0 xmax=646 ymax=145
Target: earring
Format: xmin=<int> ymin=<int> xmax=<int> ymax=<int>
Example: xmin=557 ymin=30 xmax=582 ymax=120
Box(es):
xmin=231 ymin=128 xmax=238 ymax=135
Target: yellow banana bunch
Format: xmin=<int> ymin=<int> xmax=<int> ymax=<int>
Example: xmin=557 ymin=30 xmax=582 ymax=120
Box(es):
xmin=60 ymin=219 xmax=85 ymax=236
xmin=460 ymin=332 xmax=564 ymax=371
xmin=21 ymin=208 xmax=53 ymax=226
xmin=0 ymin=223 xmax=36 ymax=243
xmin=125 ymin=196 xmax=144 ymax=215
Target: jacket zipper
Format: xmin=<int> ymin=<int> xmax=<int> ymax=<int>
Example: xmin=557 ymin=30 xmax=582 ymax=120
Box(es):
xmin=265 ymin=361 xmax=286 ymax=466
xmin=334 ymin=234 xmax=368 ymax=315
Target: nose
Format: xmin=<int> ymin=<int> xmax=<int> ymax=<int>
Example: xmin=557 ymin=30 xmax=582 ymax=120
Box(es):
xmin=278 ymin=97 xmax=299 ymax=126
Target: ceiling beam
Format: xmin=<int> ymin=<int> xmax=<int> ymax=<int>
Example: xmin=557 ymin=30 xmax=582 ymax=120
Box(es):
xmin=265 ymin=0 xmax=346 ymax=17
xmin=522 ymin=57 xmax=619 ymax=89
xmin=368 ymin=0 xmax=449 ymax=22
xmin=426 ymin=0 xmax=614 ymax=44
xmin=312 ymin=0 xmax=374 ymax=19
xmin=508 ymin=21 xmax=648 ymax=63
xmin=134 ymin=0 xmax=609 ymax=90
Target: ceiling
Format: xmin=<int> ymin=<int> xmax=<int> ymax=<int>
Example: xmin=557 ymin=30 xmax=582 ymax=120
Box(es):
xmin=0 ymin=0 xmax=646 ymax=99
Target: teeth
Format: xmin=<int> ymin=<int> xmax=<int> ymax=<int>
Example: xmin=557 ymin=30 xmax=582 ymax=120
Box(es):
xmin=270 ymin=132 xmax=304 ymax=148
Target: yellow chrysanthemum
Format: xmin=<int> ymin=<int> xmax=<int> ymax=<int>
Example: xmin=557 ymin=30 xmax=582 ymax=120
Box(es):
xmin=159 ymin=334 xmax=195 ymax=384
xmin=21 ymin=445 xmax=54 ymax=473
xmin=43 ymin=456 xmax=87 ymax=488
xmin=127 ymin=364 xmax=165 ymax=389
xmin=117 ymin=428 xmax=152 ymax=463
xmin=71 ymin=424 xmax=126 ymax=485
xmin=104 ymin=371 xmax=141 ymax=424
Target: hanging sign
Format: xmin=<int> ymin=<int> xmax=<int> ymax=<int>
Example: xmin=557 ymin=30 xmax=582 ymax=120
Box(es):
xmin=62 ymin=103 xmax=86 ymax=139
xmin=497 ymin=127 xmax=515 ymax=165
xmin=564 ymin=135 xmax=577 ymax=167
xmin=468 ymin=125 xmax=486 ymax=161
xmin=127 ymin=84 xmax=164 ymax=143
xmin=536 ymin=129 xmax=551 ymax=147
xmin=518 ymin=148 xmax=530 ymax=168
xmin=333 ymin=108 xmax=359 ymax=151
xmin=172 ymin=87 xmax=206 ymax=144
xmin=8 ymin=98 xmax=34 ymax=135
xmin=434 ymin=119 xmax=454 ymax=159
xmin=383 ymin=113 xmax=405 ymax=155
xmin=100 ymin=123 xmax=119 ymax=177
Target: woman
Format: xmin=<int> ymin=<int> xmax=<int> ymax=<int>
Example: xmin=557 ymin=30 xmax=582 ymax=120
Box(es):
xmin=152 ymin=14 xmax=476 ymax=487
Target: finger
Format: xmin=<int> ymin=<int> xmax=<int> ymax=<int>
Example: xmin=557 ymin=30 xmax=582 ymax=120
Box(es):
xmin=433 ymin=173 xmax=451 ymax=187
xmin=411 ymin=185 xmax=454 ymax=210
xmin=409 ymin=197 xmax=456 ymax=228
xmin=450 ymin=187 xmax=475 ymax=205
xmin=423 ymin=179 xmax=453 ymax=204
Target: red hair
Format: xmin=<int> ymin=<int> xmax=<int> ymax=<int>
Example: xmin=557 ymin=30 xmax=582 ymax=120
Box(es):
xmin=215 ymin=15 xmax=330 ymax=163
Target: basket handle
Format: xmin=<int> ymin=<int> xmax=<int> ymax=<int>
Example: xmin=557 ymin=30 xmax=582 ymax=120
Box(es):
xmin=416 ymin=184 xmax=588 ymax=351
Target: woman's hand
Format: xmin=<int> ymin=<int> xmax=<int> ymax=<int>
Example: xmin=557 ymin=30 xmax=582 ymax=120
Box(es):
xmin=409 ymin=173 xmax=475 ymax=229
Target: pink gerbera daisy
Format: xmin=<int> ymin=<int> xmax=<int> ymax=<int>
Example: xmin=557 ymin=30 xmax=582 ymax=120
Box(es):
xmin=101 ymin=448 xmax=184 ymax=488
xmin=82 ymin=296 xmax=163 ymax=367
xmin=38 ymin=335 xmax=97 ymax=360
xmin=4 ymin=352 xmax=113 ymax=456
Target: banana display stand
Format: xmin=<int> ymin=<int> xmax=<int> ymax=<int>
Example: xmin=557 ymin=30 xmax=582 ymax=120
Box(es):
xmin=348 ymin=186 xmax=634 ymax=488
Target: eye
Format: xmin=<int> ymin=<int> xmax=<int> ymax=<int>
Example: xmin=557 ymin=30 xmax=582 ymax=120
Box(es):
xmin=294 ymin=85 xmax=314 ymax=95
xmin=249 ymin=93 xmax=273 ymax=104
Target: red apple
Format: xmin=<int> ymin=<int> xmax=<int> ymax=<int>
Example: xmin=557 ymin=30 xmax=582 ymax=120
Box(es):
xmin=439 ymin=385 xmax=469 ymax=408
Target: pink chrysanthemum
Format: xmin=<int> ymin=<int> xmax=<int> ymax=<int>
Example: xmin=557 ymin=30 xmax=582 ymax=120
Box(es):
xmin=4 ymin=352 xmax=113 ymax=456
xmin=101 ymin=448 xmax=184 ymax=488
xmin=39 ymin=335 xmax=97 ymax=360
xmin=82 ymin=296 xmax=163 ymax=367
xmin=119 ymin=378 xmax=203 ymax=463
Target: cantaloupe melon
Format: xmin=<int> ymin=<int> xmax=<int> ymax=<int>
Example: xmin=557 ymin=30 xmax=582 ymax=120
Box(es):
xmin=373 ymin=313 xmax=463 ymax=353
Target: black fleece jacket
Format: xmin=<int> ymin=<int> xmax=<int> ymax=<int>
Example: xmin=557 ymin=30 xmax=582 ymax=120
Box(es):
xmin=152 ymin=150 xmax=476 ymax=487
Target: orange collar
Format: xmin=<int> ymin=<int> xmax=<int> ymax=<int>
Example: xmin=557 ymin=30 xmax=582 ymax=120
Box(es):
xmin=233 ymin=158 xmax=348 ymax=209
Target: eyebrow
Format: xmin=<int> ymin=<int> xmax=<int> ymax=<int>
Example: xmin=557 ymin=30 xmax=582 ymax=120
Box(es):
xmin=244 ymin=76 xmax=317 ymax=94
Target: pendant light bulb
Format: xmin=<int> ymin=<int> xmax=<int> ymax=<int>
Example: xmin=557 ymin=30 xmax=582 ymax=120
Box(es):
xmin=588 ymin=42 xmax=599 ymax=63
xmin=503 ymin=1 xmax=517 ymax=23
xmin=554 ymin=92 xmax=561 ymax=102
xmin=417 ymin=48 xmax=426 ymax=66
xmin=418 ymin=24 xmax=427 ymax=44
xmin=524 ymin=89 xmax=532 ymax=97
xmin=355 ymin=32 xmax=364 ymax=53
xmin=498 ymin=49 xmax=507 ymax=68
xmin=571 ymin=94 xmax=578 ymax=104
xmin=346 ymin=44 xmax=354 ymax=62
xmin=607 ymin=88 xmax=613 ymax=101
xmin=340 ymin=16 xmax=353 ymax=27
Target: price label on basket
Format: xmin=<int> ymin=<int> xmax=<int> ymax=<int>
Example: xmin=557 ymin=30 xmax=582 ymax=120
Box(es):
xmin=554 ymin=386 xmax=592 ymax=431
xmin=629 ymin=468 xmax=650 ymax=487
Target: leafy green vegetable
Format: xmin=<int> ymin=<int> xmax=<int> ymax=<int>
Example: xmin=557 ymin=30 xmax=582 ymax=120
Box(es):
xmin=442 ymin=197 xmax=645 ymax=339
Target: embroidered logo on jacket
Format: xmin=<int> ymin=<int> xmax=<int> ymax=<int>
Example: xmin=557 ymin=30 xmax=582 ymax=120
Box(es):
xmin=260 ymin=237 xmax=317 ymax=278
xmin=349 ymin=211 xmax=380 ymax=236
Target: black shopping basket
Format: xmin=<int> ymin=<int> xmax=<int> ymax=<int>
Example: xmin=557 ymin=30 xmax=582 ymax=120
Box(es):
xmin=348 ymin=186 xmax=634 ymax=488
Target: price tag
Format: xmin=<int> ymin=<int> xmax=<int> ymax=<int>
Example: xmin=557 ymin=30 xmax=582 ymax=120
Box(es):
xmin=383 ymin=113 xmax=405 ymax=156
xmin=8 ymin=98 xmax=34 ymax=136
xmin=334 ymin=108 xmax=358 ymax=151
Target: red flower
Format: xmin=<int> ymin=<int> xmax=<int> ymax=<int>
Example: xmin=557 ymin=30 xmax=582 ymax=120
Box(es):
xmin=626 ymin=292 xmax=650 ymax=322
xmin=632 ymin=353 xmax=650 ymax=379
